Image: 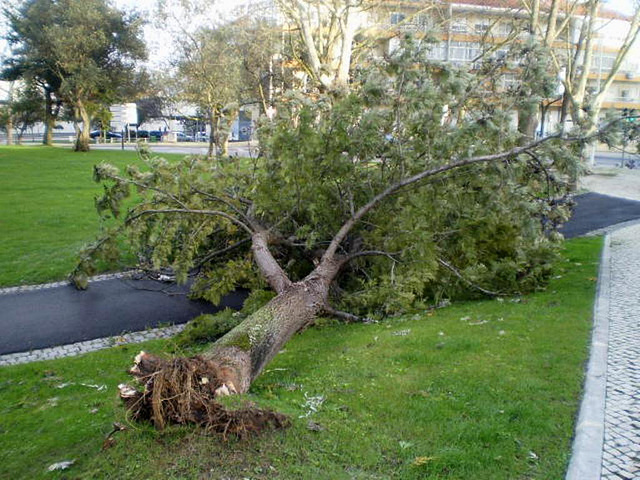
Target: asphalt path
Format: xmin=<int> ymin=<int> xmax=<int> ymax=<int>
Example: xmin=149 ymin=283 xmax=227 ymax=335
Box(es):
xmin=0 ymin=278 xmax=246 ymax=355
xmin=560 ymin=192 xmax=640 ymax=238
xmin=1 ymin=192 xmax=640 ymax=356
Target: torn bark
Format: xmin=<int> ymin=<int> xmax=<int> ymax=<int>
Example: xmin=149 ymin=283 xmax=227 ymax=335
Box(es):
xmin=119 ymin=240 xmax=342 ymax=432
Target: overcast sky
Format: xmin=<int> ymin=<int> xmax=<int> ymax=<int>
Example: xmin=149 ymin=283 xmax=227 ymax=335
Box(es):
xmin=1 ymin=0 xmax=638 ymax=69
xmin=115 ymin=0 xmax=640 ymax=68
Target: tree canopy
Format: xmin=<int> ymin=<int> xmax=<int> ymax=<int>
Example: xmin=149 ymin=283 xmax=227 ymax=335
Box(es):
xmin=2 ymin=0 xmax=147 ymax=150
xmin=76 ymin=39 xmax=576 ymax=315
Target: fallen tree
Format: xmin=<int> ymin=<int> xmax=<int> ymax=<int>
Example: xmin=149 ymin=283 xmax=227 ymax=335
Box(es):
xmin=73 ymin=41 xmax=618 ymax=431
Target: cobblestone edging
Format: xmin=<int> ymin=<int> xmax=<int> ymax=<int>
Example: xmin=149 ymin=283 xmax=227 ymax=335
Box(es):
xmin=0 ymin=271 xmax=138 ymax=296
xmin=601 ymin=225 xmax=640 ymax=480
xmin=0 ymin=324 xmax=186 ymax=366
xmin=567 ymin=224 xmax=640 ymax=480
xmin=584 ymin=218 xmax=640 ymax=239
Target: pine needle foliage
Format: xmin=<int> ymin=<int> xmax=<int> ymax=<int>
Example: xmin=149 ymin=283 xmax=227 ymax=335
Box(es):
xmin=74 ymin=39 xmax=577 ymax=317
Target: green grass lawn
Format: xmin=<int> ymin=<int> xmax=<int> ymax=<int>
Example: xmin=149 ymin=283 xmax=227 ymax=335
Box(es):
xmin=0 ymin=146 xmax=182 ymax=287
xmin=0 ymin=236 xmax=601 ymax=479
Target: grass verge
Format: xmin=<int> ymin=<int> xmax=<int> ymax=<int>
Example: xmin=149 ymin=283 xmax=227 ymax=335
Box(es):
xmin=0 ymin=236 xmax=601 ymax=479
xmin=0 ymin=146 xmax=182 ymax=287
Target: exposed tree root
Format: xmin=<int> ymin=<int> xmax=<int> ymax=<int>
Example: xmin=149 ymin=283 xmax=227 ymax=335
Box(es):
xmin=119 ymin=352 xmax=289 ymax=437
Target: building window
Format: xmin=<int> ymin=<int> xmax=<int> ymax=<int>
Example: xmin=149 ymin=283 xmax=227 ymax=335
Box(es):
xmin=591 ymin=52 xmax=616 ymax=72
xmin=415 ymin=14 xmax=433 ymax=31
xmin=497 ymin=23 xmax=514 ymax=37
xmin=390 ymin=12 xmax=405 ymax=25
xmin=450 ymin=21 xmax=468 ymax=34
xmin=475 ymin=21 xmax=490 ymax=35
xmin=502 ymin=73 xmax=518 ymax=89
xmin=620 ymin=89 xmax=630 ymax=99
xmin=427 ymin=42 xmax=447 ymax=61
xmin=449 ymin=41 xmax=480 ymax=62
xmin=493 ymin=48 xmax=509 ymax=60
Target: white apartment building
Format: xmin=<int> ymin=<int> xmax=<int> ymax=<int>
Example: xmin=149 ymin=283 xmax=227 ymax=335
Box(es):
xmin=366 ymin=0 xmax=640 ymax=134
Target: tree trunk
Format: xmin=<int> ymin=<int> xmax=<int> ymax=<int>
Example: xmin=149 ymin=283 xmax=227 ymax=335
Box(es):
xmin=201 ymin=255 xmax=338 ymax=392
xmin=43 ymin=89 xmax=55 ymax=146
xmin=220 ymin=121 xmax=230 ymax=157
xmin=74 ymin=101 xmax=91 ymax=152
xmin=17 ymin=125 xmax=26 ymax=144
xmin=120 ymin=229 xmax=341 ymax=429
xmin=207 ymin=110 xmax=215 ymax=159
xmin=119 ymin=267 xmax=338 ymax=431
xmin=212 ymin=114 xmax=228 ymax=157
xmin=202 ymin=279 xmax=329 ymax=393
xmin=5 ymin=114 xmax=14 ymax=146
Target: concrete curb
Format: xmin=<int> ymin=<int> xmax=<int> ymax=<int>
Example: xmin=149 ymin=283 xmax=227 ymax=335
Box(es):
xmin=0 ymin=271 xmax=138 ymax=296
xmin=565 ymin=234 xmax=611 ymax=480
xmin=583 ymin=218 xmax=640 ymax=239
xmin=0 ymin=323 xmax=186 ymax=367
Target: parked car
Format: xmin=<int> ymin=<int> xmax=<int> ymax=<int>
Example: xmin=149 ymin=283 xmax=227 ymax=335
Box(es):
xmin=194 ymin=132 xmax=209 ymax=142
xmin=175 ymin=132 xmax=194 ymax=142
xmin=148 ymin=130 xmax=164 ymax=140
xmin=128 ymin=129 xmax=149 ymax=139
xmin=90 ymin=130 xmax=122 ymax=139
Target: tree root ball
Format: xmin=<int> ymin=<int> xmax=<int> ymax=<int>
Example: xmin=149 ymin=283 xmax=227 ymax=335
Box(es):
xmin=118 ymin=352 xmax=289 ymax=436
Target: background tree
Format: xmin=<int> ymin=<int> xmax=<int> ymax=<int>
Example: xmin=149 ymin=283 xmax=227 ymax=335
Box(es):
xmin=4 ymin=80 xmax=44 ymax=143
xmin=0 ymin=80 xmax=16 ymax=145
xmin=172 ymin=24 xmax=243 ymax=158
xmin=2 ymin=0 xmax=63 ymax=145
xmin=136 ymin=95 xmax=166 ymax=129
xmin=3 ymin=0 xmax=147 ymax=151
xmin=526 ymin=0 xmax=640 ymax=162
xmin=73 ymin=39 xmax=598 ymax=428
xmin=229 ymin=14 xmax=285 ymax=115
xmin=276 ymin=0 xmax=371 ymax=91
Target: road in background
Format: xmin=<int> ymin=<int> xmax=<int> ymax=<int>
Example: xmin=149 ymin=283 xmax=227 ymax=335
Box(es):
xmin=86 ymin=141 xmax=257 ymax=158
xmin=0 ymin=135 xmax=633 ymax=166
xmin=594 ymin=151 xmax=638 ymax=168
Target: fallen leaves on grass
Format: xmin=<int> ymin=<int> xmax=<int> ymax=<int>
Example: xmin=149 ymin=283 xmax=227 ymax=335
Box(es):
xmin=47 ymin=460 xmax=75 ymax=471
xmin=299 ymin=392 xmax=325 ymax=418
xmin=102 ymin=422 xmax=127 ymax=451
xmin=392 ymin=329 xmax=411 ymax=336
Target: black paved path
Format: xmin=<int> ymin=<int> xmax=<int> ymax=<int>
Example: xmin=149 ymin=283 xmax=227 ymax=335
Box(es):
xmin=0 ymin=278 xmax=246 ymax=355
xmin=560 ymin=193 xmax=640 ymax=238
xmin=1 ymin=192 xmax=639 ymax=356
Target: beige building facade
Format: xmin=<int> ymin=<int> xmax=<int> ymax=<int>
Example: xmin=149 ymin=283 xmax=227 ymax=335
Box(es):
xmin=364 ymin=0 xmax=640 ymax=135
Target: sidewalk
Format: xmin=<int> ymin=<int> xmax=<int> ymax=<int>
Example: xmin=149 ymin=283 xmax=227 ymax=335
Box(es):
xmin=567 ymin=167 xmax=640 ymax=480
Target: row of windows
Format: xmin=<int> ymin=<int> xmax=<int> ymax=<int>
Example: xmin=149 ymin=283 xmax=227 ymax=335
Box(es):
xmin=423 ymin=41 xmax=509 ymax=63
xmin=590 ymin=53 xmax=639 ymax=76
xmin=586 ymin=83 xmax=639 ymax=102
xmin=390 ymin=12 xmax=516 ymax=36
xmin=389 ymin=13 xmax=637 ymax=77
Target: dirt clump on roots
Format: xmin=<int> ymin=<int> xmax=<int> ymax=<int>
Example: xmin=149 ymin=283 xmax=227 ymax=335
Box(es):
xmin=118 ymin=352 xmax=289 ymax=437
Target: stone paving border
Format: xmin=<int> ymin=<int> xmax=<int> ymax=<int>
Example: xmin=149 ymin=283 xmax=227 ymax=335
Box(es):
xmin=566 ymin=234 xmax=611 ymax=480
xmin=0 ymin=271 xmax=138 ymax=296
xmin=600 ymin=226 xmax=640 ymax=480
xmin=583 ymin=218 xmax=640 ymax=239
xmin=0 ymin=323 xmax=186 ymax=366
